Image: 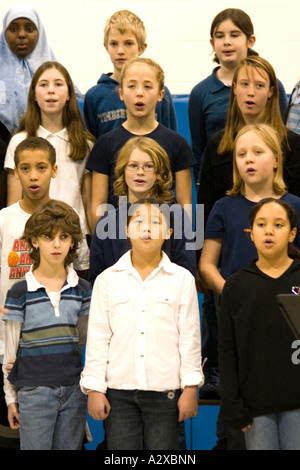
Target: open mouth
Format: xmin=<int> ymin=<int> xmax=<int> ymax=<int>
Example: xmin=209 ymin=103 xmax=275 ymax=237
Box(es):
xmin=29 ymin=185 xmax=40 ymax=193
xmin=246 ymin=168 xmax=256 ymax=174
xmin=135 ymin=102 xmax=145 ymax=110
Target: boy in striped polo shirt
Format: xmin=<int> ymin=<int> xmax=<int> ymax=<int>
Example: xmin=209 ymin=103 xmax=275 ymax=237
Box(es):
xmin=2 ymin=199 xmax=91 ymax=450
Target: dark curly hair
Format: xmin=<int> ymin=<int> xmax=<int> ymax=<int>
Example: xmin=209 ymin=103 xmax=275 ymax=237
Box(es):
xmin=23 ymin=200 xmax=83 ymax=269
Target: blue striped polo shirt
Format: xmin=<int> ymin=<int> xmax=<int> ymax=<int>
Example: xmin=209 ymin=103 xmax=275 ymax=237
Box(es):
xmin=3 ymin=268 xmax=91 ymax=387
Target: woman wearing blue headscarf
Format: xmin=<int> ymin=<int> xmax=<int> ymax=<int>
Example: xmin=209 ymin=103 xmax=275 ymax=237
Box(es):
xmin=0 ymin=4 xmax=56 ymax=133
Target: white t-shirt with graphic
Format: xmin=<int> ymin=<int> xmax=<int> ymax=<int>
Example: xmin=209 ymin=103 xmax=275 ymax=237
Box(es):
xmin=0 ymin=202 xmax=90 ymax=357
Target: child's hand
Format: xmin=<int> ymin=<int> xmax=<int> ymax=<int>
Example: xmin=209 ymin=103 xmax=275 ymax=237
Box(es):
xmin=8 ymin=403 xmax=19 ymax=429
xmin=0 ymin=306 xmax=7 ymax=315
xmin=242 ymin=424 xmax=251 ymax=432
xmin=4 ymin=359 xmax=15 ymax=373
xmin=177 ymin=386 xmax=198 ymax=422
xmin=88 ymin=391 xmax=111 ymax=421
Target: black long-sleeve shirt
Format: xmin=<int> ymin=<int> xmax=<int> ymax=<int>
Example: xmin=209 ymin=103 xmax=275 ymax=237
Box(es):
xmin=219 ymin=259 xmax=300 ymax=430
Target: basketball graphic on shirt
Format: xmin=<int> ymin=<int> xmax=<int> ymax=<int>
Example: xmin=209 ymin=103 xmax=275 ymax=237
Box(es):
xmin=8 ymin=251 xmax=20 ymax=267
xmin=8 ymin=240 xmax=32 ymax=279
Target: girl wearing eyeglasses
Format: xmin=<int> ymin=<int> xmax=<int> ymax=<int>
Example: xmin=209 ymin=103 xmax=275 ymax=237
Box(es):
xmin=88 ymin=136 xmax=196 ymax=286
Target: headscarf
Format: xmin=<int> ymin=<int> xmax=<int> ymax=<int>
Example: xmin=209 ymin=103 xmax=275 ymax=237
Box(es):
xmin=0 ymin=4 xmax=56 ymax=133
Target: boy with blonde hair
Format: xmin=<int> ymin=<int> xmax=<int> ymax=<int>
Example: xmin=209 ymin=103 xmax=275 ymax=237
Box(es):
xmin=84 ymin=10 xmax=177 ymax=138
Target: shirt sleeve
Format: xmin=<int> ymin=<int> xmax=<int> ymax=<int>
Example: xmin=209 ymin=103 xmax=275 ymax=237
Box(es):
xmin=219 ymin=283 xmax=253 ymax=429
xmin=3 ymin=321 xmax=21 ymax=405
xmin=85 ymin=135 xmax=110 ymax=174
xmin=172 ymin=134 xmax=196 ymax=173
xmin=72 ymin=212 xmax=90 ymax=271
xmin=80 ymin=271 xmax=112 ymax=394
xmin=204 ymin=200 xmax=225 ymax=240
xmin=178 ymin=271 xmax=204 ymax=389
xmin=3 ymin=135 xmax=20 ymax=171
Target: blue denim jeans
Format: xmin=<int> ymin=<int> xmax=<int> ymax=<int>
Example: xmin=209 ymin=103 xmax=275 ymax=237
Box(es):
xmin=245 ymin=409 xmax=300 ymax=450
xmin=105 ymin=389 xmax=181 ymax=450
xmin=18 ymin=384 xmax=87 ymax=450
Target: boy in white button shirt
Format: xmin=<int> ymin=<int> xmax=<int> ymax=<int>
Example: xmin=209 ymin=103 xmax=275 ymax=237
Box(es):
xmin=81 ymin=198 xmax=203 ymax=450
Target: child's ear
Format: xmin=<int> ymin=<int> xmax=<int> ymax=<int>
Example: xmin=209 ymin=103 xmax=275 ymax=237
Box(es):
xmin=157 ymin=89 xmax=165 ymax=103
xmin=31 ymin=237 xmax=39 ymax=249
xmin=119 ymin=87 xmax=124 ymax=102
xmin=14 ymin=166 xmax=20 ymax=181
xmin=268 ymin=86 xmax=274 ymax=100
xmin=165 ymin=228 xmax=173 ymax=240
xmin=138 ymin=43 xmax=147 ymax=56
xmin=51 ymin=164 xmax=58 ymax=178
xmin=289 ymin=227 xmax=297 ymax=244
xmin=247 ymin=35 xmax=256 ymax=50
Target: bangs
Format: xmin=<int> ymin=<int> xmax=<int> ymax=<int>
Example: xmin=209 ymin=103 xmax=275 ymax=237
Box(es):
xmin=240 ymin=64 xmax=269 ymax=83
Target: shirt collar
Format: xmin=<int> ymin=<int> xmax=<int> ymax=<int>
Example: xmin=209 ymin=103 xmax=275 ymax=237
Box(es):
xmin=38 ymin=125 xmax=69 ymax=141
xmin=25 ymin=266 xmax=79 ymax=292
xmin=113 ymin=250 xmax=176 ymax=275
xmin=207 ymin=67 xmax=231 ymax=94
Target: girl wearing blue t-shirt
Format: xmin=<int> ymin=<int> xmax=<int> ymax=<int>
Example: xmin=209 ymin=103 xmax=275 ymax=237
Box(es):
xmin=200 ymin=123 xmax=300 ymax=295
xmin=88 ymin=58 xmax=195 ymax=231
xmin=188 ymin=8 xmax=287 ymax=183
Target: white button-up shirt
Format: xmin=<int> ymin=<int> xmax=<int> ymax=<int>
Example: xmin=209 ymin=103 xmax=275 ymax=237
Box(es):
xmin=81 ymin=251 xmax=203 ymax=394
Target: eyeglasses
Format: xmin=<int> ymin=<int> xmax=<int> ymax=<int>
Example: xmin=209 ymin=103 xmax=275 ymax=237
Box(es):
xmin=125 ymin=162 xmax=156 ymax=173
